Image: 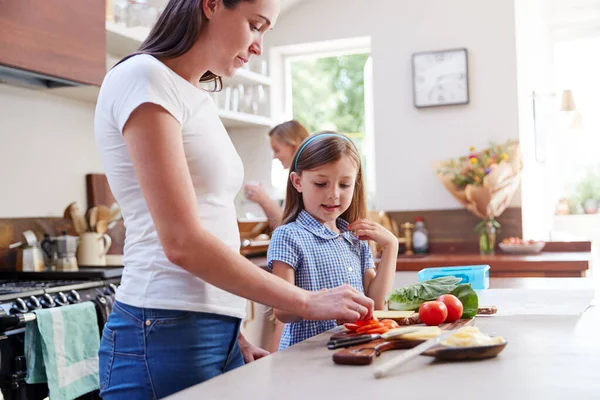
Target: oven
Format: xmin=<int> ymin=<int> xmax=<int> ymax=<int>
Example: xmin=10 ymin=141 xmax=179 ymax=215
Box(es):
xmin=0 ymin=269 xmax=121 ymax=400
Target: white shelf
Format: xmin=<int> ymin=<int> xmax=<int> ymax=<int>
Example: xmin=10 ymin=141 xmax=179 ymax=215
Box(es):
xmin=105 ymin=21 xmax=271 ymax=86
xmin=45 ymin=86 xmax=272 ymax=128
xmin=226 ymin=68 xmax=272 ymax=86
xmin=218 ymin=110 xmax=274 ymax=128
xmin=106 ymin=21 xmax=150 ymax=58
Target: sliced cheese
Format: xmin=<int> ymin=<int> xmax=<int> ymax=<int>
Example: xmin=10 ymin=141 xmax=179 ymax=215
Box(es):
xmin=387 ymin=326 xmax=442 ymax=340
xmin=374 ymin=310 xmax=414 ymax=321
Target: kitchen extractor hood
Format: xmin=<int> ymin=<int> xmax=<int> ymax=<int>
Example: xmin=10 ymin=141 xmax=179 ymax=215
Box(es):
xmin=0 ymin=64 xmax=84 ymax=90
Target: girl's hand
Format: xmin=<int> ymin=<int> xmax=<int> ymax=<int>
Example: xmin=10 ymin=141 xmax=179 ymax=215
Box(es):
xmin=243 ymin=183 xmax=269 ymax=206
xmin=238 ymin=333 xmax=270 ymax=363
xmin=348 ymin=219 xmax=398 ymax=250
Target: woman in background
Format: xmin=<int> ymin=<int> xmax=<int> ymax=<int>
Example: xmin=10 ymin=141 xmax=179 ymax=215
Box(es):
xmin=243 ymin=120 xmax=309 ymax=229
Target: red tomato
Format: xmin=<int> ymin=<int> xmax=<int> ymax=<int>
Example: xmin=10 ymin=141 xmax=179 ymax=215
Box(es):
xmin=418 ymin=301 xmax=448 ymax=326
xmin=436 ymin=294 xmax=464 ymax=322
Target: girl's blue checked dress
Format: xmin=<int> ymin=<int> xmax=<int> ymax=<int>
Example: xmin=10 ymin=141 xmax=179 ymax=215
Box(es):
xmin=267 ymin=210 xmax=375 ymax=349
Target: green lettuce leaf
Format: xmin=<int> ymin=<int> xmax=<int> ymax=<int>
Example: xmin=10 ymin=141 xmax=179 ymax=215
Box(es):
xmin=451 ymin=283 xmax=479 ymax=318
xmin=388 ymin=276 xmax=462 ymax=311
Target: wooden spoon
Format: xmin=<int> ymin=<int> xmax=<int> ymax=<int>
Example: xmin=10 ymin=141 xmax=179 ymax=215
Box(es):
xmin=67 ymin=202 xmax=88 ymax=234
xmin=95 ymin=219 xmax=108 ymax=234
xmin=96 ymin=205 xmax=110 ymax=224
xmin=87 ymin=207 xmax=98 ymax=232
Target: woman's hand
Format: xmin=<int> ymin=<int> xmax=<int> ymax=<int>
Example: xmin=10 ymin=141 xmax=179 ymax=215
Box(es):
xmin=238 ymin=333 xmax=269 ymax=363
xmin=301 ymin=284 xmax=374 ymax=322
xmin=243 ymin=183 xmax=269 ymax=206
xmin=347 ymin=219 xmax=398 ymax=250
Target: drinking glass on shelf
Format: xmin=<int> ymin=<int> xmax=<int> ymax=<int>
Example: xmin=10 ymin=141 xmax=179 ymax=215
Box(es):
xmin=256 ymin=84 xmax=268 ymax=116
xmin=223 ymin=86 xmax=232 ymax=111
xmin=231 ymin=87 xmax=240 ymax=113
xmin=113 ymin=0 xmax=128 ymax=24
xmin=260 ymin=60 xmax=268 ymax=76
xmin=242 ymin=86 xmax=255 ymax=114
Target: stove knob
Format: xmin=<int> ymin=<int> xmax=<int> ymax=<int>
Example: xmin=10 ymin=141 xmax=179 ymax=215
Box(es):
xmin=104 ymin=284 xmax=117 ymax=296
xmin=109 ymin=283 xmax=118 ymax=295
xmin=10 ymin=298 xmax=28 ymax=314
xmin=67 ymin=290 xmax=80 ymax=304
xmin=25 ymin=296 xmax=41 ymax=311
xmin=39 ymin=293 xmax=56 ymax=308
xmin=54 ymin=292 xmax=68 ymax=307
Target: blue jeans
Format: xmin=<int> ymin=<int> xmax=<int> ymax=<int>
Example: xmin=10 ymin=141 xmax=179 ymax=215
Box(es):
xmin=98 ymin=301 xmax=244 ymax=399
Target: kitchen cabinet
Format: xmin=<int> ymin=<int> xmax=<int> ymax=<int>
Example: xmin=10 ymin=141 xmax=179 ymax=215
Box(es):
xmin=0 ymin=0 xmax=105 ymax=86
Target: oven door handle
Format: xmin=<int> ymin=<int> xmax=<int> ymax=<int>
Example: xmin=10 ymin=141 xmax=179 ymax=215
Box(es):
xmin=0 ymin=313 xmax=36 ymax=332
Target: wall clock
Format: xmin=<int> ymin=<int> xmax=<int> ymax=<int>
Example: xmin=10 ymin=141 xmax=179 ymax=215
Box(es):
xmin=412 ymin=48 xmax=469 ymax=108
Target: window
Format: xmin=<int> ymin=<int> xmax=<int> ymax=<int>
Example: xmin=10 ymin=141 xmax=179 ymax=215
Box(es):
xmin=271 ymin=48 xmax=375 ymax=206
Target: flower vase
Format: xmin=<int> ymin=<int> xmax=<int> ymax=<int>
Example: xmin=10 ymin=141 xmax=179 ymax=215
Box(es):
xmin=476 ymin=218 xmax=500 ymax=255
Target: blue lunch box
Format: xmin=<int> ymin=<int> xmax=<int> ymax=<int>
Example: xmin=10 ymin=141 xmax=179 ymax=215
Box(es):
xmin=417 ymin=265 xmax=490 ymax=290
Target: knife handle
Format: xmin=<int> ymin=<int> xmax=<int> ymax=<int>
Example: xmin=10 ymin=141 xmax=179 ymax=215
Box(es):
xmin=327 ymin=335 xmax=376 ymax=349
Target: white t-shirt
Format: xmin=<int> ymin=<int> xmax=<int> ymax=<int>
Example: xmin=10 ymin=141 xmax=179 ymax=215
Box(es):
xmin=94 ymin=54 xmax=246 ymax=319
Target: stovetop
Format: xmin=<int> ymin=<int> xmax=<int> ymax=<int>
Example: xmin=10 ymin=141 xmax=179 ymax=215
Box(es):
xmin=0 ymin=280 xmax=88 ymax=296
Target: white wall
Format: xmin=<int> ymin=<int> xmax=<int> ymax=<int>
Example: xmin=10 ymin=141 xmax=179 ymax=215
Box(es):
xmin=265 ymin=0 xmax=521 ymax=211
xmin=0 ymin=85 xmax=103 ymax=217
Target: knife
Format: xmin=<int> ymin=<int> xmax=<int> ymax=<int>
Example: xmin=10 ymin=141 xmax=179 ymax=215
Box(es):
xmin=327 ymin=328 xmax=421 ymax=350
xmin=373 ymin=330 xmax=456 ymax=378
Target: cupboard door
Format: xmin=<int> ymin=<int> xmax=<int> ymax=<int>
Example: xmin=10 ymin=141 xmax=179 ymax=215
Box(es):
xmin=0 ymin=0 xmax=105 ymax=85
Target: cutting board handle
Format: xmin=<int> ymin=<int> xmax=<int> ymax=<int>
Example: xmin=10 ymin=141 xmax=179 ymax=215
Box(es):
xmin=332 ymin=339 xmax=424 ymax=365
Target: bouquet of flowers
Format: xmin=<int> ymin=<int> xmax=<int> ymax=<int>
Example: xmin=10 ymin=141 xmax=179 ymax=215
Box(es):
xmin=434 ymin=140 xmax=522 ymax=253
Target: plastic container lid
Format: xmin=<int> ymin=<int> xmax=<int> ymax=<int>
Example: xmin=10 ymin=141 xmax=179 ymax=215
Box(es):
xmin=417 ymin=265 xmax=490 ymax=290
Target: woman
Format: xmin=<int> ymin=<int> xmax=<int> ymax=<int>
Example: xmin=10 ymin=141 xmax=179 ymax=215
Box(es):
xmin=243 ymin=120 xmax=309 ymax=229
xmin=94 ymin=0 xmax=374 ymax=398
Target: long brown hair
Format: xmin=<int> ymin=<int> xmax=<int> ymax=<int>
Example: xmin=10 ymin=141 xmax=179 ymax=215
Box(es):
xmin=269 ymin=120 xmax=310 ymax=149
xmin=116 ymin=0 xmax=253 ymax=89
xmin=282 ymin=132 xmax=367 ymax=225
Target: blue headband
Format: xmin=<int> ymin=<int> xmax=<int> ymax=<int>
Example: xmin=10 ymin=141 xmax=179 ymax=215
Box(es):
xmin=292 ymin=133 xmax=353 ymax=171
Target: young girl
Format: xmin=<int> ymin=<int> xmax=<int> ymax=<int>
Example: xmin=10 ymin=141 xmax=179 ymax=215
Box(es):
xmin=267 ymin=132 xmax=398 ymax=349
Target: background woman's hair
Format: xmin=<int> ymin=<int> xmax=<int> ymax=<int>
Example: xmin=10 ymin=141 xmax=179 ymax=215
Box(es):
xmin=282 ymin=132 xmax=367 ymax=225
xmin=268 ymin=120 xmax=310 ymax=149
xmin=115 ymin=0 xmax=252 ymax=90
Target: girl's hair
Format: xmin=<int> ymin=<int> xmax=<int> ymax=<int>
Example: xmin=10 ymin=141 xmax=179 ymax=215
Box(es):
xmin=115 ymin=0 xmax=253 ymax=89
xmin=268 ymin=120 xmax=310 ymax=149
xmin=282 ymin=132 xmax=367 ymax=225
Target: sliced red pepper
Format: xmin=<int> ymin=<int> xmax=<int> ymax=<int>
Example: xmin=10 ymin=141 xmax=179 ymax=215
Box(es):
xmin=344 ymin=323 xmax=360 ymax=332
xmin=363 ymin=327 xmax=388 ymax=335
xmin=356 ymin=322 xmax=384 ymax=334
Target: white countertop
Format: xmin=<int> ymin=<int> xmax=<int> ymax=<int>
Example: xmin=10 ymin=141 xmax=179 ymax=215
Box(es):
xmin=166 ymin=277 xmax=599 ymax=400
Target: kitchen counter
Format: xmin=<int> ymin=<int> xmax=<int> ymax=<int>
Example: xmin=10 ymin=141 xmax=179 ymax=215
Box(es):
xmin=247 ymin=251 xmax=592 ymax=278
xmin=166 ymin=277 xmax=599 ymax=400
xmin=395 ymin=252 xmax=591 ymax=277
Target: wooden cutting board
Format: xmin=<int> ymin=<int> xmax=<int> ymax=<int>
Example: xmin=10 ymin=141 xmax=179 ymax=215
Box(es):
xmin=86 ymin=174 xmax=124 ymax=256
xmin=332 ymin=318 xmax=474 ymax=366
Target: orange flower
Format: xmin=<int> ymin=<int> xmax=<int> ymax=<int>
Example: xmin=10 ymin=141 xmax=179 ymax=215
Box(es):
xmin=469 ymin=157 xmax=478 ymax=165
